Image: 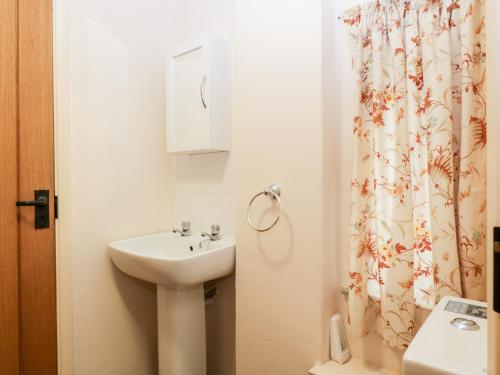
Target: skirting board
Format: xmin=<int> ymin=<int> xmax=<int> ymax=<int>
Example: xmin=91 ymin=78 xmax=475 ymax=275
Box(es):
xmin=309 ymin=358 xmax=399 ymax=375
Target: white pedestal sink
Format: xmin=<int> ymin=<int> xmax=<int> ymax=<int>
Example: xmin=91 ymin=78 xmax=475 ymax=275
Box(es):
xmin=109 ymin=232 xmax=235 ymax=375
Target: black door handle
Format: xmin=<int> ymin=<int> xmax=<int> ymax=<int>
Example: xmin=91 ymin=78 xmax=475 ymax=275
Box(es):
xmin=16 ymin=196 xmax=48 ymax=207
xmin=15 ymin=190 xmax=50 ymax=229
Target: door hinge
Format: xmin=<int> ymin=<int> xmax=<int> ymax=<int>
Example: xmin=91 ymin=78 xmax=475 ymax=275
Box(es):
xmin=54 ymin=195 xmax=59 ymax=220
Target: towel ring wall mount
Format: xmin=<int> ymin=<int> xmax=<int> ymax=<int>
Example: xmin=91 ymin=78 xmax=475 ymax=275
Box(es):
xmin=247 ymin=184 xmax=282 ymax=232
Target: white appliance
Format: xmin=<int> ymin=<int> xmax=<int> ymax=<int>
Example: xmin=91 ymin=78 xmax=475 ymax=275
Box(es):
xmin=330 ymin=313 xmax=351 ymax=364
xmin=403 ymin=296 xmax=487 ymax=375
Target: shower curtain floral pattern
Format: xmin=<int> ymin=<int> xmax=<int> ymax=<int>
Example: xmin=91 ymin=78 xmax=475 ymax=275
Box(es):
xmin=343 ymin=0 xmax=486 ymax=349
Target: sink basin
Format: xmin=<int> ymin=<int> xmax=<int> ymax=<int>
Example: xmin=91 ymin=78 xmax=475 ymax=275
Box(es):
xmin=109 ymin=231 xmax=235 ymax=286
xmin=109 ymin=231 xmax=235 ymax=375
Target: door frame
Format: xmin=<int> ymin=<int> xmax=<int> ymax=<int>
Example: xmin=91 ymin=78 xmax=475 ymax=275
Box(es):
xmin=53 ymin=0 xmax=74 ymax=374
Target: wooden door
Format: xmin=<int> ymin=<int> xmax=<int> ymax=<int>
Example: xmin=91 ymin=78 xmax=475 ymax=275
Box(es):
xmin=0 ymin=0 xmax=57 ymax=374
xmin=0 ymin=0 xmax=21 ymax=373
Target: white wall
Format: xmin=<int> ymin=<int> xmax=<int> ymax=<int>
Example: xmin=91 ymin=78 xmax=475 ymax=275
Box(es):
xmin=171 ymin=1 xmax=235 ymax=237
xmin=233 ymin=0 xmax=335 ymax=373
xmin=56 ymin=0 xmax=175 ymax=373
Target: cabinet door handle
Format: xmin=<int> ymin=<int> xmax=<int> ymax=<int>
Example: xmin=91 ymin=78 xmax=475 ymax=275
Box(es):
xmin=200 ymin=75 xmax=207 ymax=109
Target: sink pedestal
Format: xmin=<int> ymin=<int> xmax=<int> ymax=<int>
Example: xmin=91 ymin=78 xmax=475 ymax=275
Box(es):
xmin=109 ymin=232 xmax=235 ymax=374
xmin=157 ymin=284 xmax=206 ymax=375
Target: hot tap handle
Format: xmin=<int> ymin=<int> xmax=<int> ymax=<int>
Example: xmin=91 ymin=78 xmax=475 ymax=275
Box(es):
xmin=210 ymin=224 xmax=220 ymax=236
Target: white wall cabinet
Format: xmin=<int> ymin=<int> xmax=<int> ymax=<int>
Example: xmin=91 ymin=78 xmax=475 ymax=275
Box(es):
xmin=167 ymin=37 xmax=231 ymax=154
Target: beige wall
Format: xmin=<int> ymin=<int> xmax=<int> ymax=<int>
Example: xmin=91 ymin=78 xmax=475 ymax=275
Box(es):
xmin=487 ymin=1 xmax=500 ymax=374
xmin=57 ymin=0 xmax=237 ymax=373
xmin=55 ymin=0 xmax=175 ymax=373
xmin=233 ymin=0 xmax=334 ymax=373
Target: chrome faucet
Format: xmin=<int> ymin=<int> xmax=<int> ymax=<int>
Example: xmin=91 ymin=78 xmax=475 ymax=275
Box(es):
xmin=199 ymin=224 xmax=221 ymax=248
xmin=173 ymin=221 xmax=191 ymax=236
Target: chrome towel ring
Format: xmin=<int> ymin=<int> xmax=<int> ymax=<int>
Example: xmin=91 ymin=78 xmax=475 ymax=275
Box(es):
xmin=247 ymin=184 xmax=282 ymax=232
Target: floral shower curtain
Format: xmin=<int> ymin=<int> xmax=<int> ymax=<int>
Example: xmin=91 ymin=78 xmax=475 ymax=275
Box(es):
xmin=342 ymin=0 xmax=486 ymax=349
